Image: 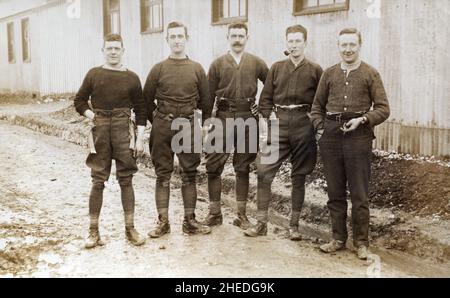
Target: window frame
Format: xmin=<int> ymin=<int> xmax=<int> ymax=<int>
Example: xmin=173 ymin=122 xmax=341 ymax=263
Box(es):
xmin=21 ymin=18 xmax=31 ymax=63
xmin=211 ymin=0 xmax=248 ymax=26
xmin=7 ymin=21 xmax=15 ymax=64
xmin=103 ymin=0 xmax=121 ymax=36
xmin=140 ymin=0 xmax=164 ymax=34
xmin=293 ymin=0 xmax=350 ymax=16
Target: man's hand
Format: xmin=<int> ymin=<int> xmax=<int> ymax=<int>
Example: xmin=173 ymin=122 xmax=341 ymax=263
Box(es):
xmin=134 ymin=125 xmax=146 ymax=158
xmin=84 ymin=110 xmax=95 ymax=121
xmin=315 ymin=129 xmax=324 ymax=142
xmin=340 ymin=117 xmax=364 ymax=134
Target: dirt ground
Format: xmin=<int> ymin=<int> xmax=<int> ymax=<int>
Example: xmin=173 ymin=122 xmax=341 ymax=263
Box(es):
xmin=48 ymin=105 xmax=450 ymax=221
xmin=0 ymin=93 xmax=72 ymax=105
xmin=260 ymin=153 xmax=450 ymax=220
xmin=370 ymin=155 xmax=450 ymax=219
xmin=2 ymin=122 xmax=450 ymax=277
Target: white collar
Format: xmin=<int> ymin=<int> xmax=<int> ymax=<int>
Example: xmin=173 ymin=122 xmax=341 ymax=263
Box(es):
xmin=340 ymin=59 xmax=362 ymax=76
xmin=229 ymin=51 xmax=244 ymax=65
xmin=102 ymin=64 xmax=127 ymax=72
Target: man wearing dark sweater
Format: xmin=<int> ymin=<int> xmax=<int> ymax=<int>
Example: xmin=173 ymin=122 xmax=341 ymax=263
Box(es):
xmin=203 ymin=22 xmax=268 ymax=229
xmin=143 ymin=22 xmax=213 ymax=237
xmin=74 ymin=34 xmax=146 ymax=248
xmin=244 ymin=25 xmax=322 ymax=239
xmin=311 ymin=28 xmax=390 ymax=260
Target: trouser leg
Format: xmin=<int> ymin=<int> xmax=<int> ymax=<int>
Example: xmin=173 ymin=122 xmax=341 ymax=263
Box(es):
xmin=86 ymin=117 xmax=112 ymax=229
xmin=150 ymin=117 xmax=175 ymax=218
xmin=205 ymin=151 xmax=229 ymax=215
xmin=255 ymin=123 xmax=290 ymax=224
xmin=320 ymin=120 xmax=349 ymax=243
xmin=343 ymin=129 xmax=373 ymax=247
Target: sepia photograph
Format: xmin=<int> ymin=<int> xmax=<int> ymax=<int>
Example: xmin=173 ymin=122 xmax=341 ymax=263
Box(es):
xmin=0 ymin=0 xmax=449 ymax=282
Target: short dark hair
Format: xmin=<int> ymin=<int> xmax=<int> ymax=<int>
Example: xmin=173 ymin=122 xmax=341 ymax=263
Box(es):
xmin=167 ymin=21 xmax=188 ymax=37
xmin=339 ymin=28 xmax=362 ymax=44
xmin=104 ymin=33 xmax=123 ymax=47
xmin=228 ymin=22 xmax=248 ymax=35
xmin=285 ymin=24 xmax=308 ymax=41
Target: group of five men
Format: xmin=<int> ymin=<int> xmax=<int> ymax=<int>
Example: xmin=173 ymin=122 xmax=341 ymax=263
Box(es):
xmin=74 ymin=21 xmax=390 ymax=261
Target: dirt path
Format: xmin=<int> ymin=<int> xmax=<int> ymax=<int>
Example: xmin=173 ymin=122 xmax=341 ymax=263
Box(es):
xmin=1 ymin=121 xmax=449 ymax=277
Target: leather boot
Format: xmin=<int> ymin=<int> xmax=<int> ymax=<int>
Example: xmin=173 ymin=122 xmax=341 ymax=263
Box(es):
xmin=289 ymin=211 xmax=302 ymax=241
xmin=234 ymin=200 xmax=251 ymax=229
xmin=125 ymin=227 xmax=146 ymax=246
xmin=203 ymin=213 xmax=223 ymax=227
xmin=289 ymin=226 xmax=302 ymax=241
xmin=183 ymin=214 xmax=212 ymax=235
xmin=243 ymin=221 xmax=267 ymax=237
xmin=320 ymin=240 xmax=346 ymax=253
xmin=203 ymin=200 xmax=223 ymax=227
xmin=148 ymin=215 xmax=171 ymax=238
xmin=233 ymin=213 xmax=252 ymax=230
xmin=85 ymin=228 xmax=105 ymax=249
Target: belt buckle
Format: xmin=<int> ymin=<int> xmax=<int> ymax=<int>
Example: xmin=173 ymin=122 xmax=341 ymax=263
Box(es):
xmin=336 ymin=114 xmax=342 ymax=123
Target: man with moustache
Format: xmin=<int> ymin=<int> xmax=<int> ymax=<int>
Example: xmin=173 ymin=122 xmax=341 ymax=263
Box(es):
xmin=203 ymin=22 xmax=268 ymax=229
xmin=311 ymin=28 xmax=390 ymax=259
xmin=143 ymin=21 xmax=213 ymax=237
xmin=244 ymin=25 xmax=322 ymax=239
xmin=74 ymin=34 xmax=147 ymax=248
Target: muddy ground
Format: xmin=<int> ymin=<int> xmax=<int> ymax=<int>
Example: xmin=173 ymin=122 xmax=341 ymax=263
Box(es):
xmin=2 ymin=122 xmax=450 ymax=278
xmin=0 ymin=93 xmax=72 ymax=105
xmin=49 ymin=105 xmax=450 ymax=220
xmin=1 ymin=102 xmax=449 ymax=277
xmin=266 ymin=155 xmax=450 ymax=220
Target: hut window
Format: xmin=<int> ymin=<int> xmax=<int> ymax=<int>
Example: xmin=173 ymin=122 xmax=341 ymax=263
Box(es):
xmin=212 ymin=0 xmax=248 ymax=25
xmin=103 ymin=0 xmax=121 ymax=36
xmin=141 ymin=0 xmax=164 ymax=33
xmin=294 ymin=0 xmax=349 ymax=15
xmin=21 ymin=18 xmax=31 ymax=63
xmin=7 ymin=22 xmax=15 ymax=64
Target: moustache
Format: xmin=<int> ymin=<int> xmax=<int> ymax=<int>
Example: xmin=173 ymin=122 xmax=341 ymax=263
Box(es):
xmin=232 ymin=42 xmax=243 ymax=47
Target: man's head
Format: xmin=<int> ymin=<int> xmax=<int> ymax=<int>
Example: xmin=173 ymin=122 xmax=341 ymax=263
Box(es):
xmin=338 ymin=28 xmax=362 ymax=64
xmin=285 ymin=25 xmax=308 ymax=59
xmin=102 ymin=34 xmax=124 ymax=66
xmin=166 ymin=21 xmax=189 ymax=56
xmin=227 ymin=22 xmax=248 ymax=54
